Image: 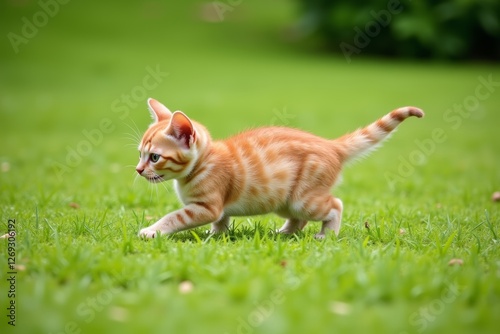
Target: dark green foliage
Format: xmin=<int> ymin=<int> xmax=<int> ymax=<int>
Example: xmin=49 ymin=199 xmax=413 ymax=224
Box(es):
xmin=294 ymin=0 xmax=500 ymax=60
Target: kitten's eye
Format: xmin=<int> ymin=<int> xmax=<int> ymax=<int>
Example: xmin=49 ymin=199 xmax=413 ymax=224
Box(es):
xmin=150 ymin=153 xmax=160 ymax=163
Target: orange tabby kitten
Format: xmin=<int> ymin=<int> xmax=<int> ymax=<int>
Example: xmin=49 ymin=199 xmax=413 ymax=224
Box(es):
xmin=137 ymin=98 xmax=424 ymax=239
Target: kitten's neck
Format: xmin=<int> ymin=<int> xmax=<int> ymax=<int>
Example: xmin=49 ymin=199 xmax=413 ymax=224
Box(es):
xmin=179 ymin=126 xmax=212 ymax=183
xmin=182 ymin=147 xmax=210 ymax=184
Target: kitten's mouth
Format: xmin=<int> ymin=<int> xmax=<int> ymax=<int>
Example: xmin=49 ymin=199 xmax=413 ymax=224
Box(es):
xmin=146 ymin=174 xmax=165 ymax=183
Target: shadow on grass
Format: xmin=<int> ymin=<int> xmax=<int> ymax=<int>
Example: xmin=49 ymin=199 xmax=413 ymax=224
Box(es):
xmin=139 ymin=221 xmax=311 ymax=244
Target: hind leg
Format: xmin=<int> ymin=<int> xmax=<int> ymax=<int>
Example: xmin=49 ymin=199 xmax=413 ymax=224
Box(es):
xmin=278 ymin=218 xmax=308 ymax=234
xmin=315 ymin=198 xmax=343 ymax=239
xmin=292 ymin=194 xmax=343 ymax=239
xmin=210 ymin=215 xmax=230 ymax=234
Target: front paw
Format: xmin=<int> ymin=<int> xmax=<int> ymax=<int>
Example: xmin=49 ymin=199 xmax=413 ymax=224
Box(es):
xmin=138 ymin=228 xmax=159 ymax=239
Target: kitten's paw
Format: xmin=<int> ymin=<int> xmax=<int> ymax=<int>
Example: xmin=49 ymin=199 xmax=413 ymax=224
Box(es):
xmin=138 ymin=228 xmax=159 ymax=239
xmin=209 ymin=227 xmax=228 ymax=235
xmin=277 ymin=228 xmax=295 ymax=235
xmin=314 ymin=233 xmax=326 ymax=240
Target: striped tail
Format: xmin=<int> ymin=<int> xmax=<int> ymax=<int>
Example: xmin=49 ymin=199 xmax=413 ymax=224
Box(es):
xmin=335 ymin=106 xmax=424 ymax=162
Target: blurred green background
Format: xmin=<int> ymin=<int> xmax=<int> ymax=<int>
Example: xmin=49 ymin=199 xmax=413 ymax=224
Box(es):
xmin=1 ymin=1 xmax=500 ymax=334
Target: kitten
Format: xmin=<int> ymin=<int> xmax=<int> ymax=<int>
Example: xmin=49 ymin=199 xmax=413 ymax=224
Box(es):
xmin=137 ymin=98 xmax=424 ymax=239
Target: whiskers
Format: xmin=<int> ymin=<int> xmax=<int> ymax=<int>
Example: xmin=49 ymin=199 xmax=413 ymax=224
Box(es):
xmin=157 ymin=177 xmax=172 ymax=194
xmin=129 ymin=168 xmax=141 ymax=186
xmin=122 ymin=119 xmax=143 ymax=150
xmin=127 ymin=164 xmax=173 ymax=205
xmin=146 ymin=176 xmax=172 ymax=205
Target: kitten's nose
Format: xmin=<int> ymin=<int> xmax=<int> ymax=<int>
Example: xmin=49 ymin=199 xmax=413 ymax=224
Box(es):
xmin=136 ymin=167 xmax=144 ymax=175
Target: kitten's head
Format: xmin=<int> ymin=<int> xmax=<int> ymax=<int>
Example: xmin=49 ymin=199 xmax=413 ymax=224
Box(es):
xmin=136 ymin=98 xmax=204 ymax=183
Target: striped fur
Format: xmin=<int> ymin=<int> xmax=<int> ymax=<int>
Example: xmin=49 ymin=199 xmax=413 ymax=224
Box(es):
xmin=137 ymin=99 xmax=424 ymax=239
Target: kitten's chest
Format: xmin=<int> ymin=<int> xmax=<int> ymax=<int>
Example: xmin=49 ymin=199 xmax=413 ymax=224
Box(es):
xmin=173 ymin=180 xmax=189 ymax=204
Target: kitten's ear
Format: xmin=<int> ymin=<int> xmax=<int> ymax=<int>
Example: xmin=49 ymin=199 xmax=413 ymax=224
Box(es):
xmin=166 ymin=111 xmax=196 ymax=148
xmin=147 ymin=98 xmax=172 ymax=123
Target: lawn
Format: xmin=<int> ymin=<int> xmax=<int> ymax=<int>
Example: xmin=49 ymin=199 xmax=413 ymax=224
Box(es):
xmin=1 ymin=1 xmax=499 ymax=334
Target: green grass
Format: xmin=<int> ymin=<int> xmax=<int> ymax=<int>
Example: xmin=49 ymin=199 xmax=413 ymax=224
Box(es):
xmin=1 ymin=1 xmax=499 ymax=333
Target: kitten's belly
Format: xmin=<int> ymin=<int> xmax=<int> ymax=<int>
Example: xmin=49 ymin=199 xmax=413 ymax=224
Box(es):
xmin=223 ymin=193 xmax=286 ymax=217
xmin=224 ymin=202 xmax=274 ymax=217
